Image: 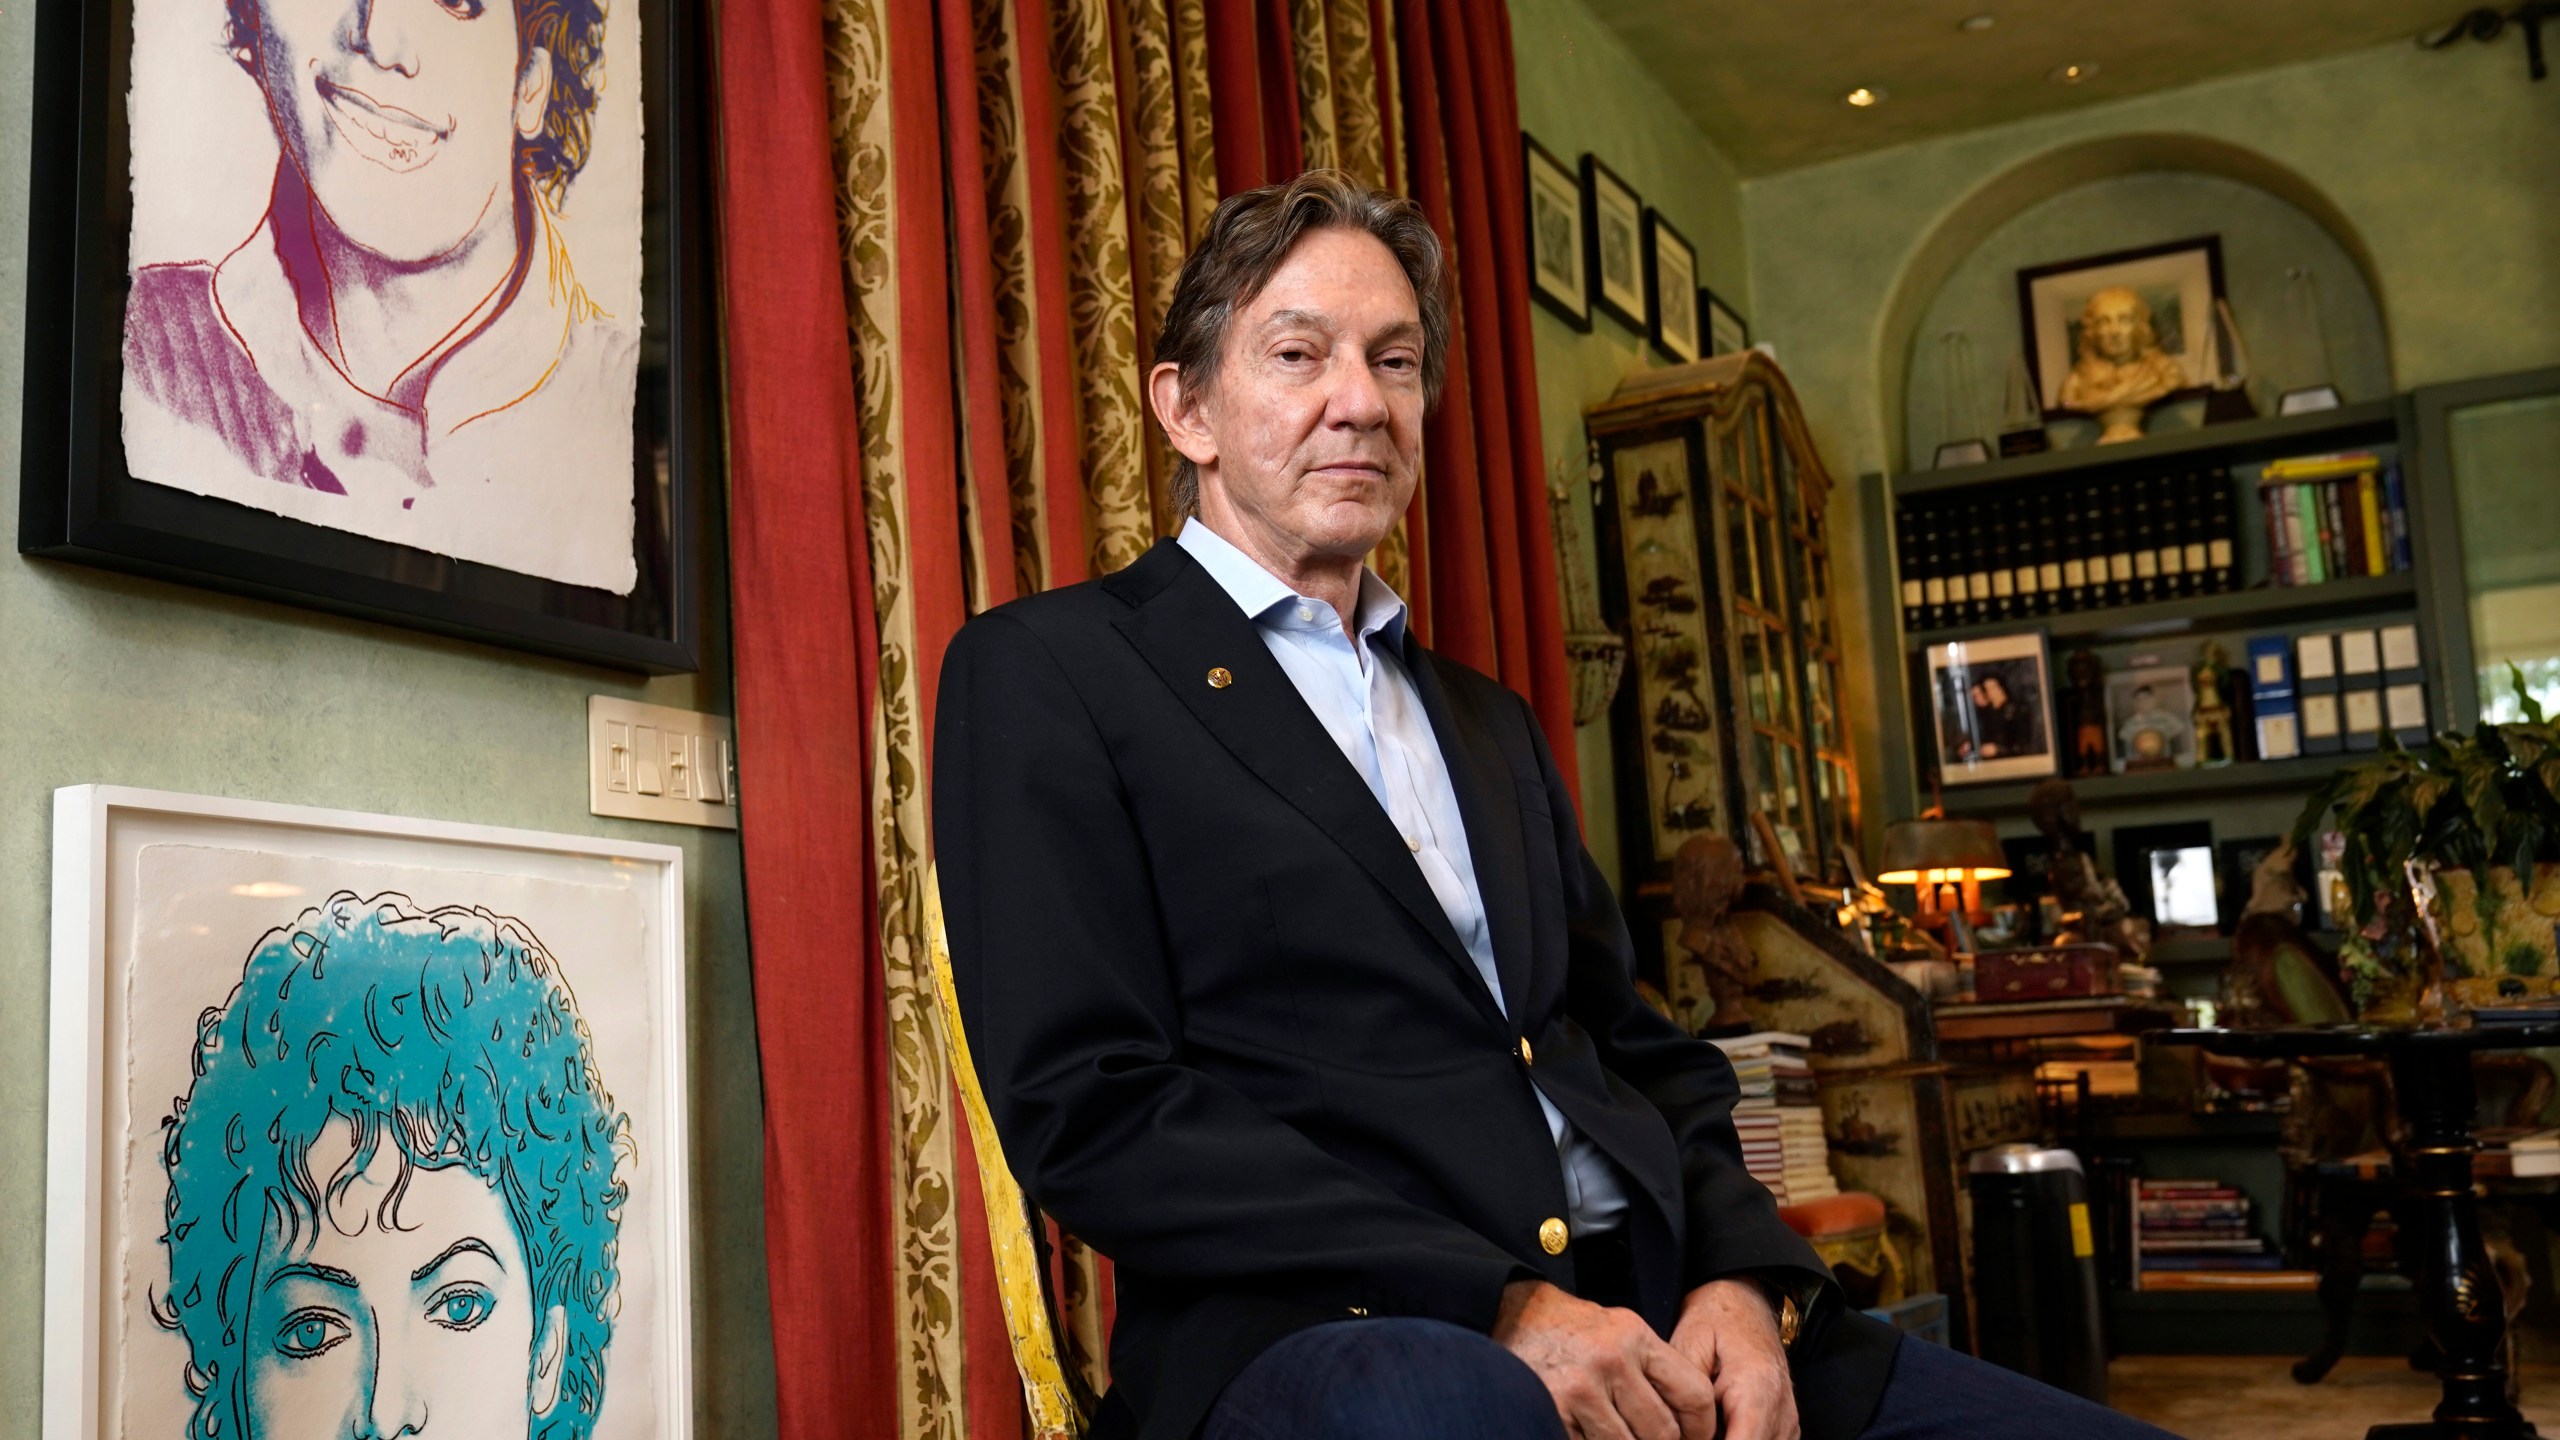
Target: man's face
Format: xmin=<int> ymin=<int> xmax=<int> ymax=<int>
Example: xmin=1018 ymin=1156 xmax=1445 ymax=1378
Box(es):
xmin=245 ymin=0 xmax=548 ymax=263
xmin=2084 ymin=290 xmax=2143 ymax=364
xmin=1979 ymin=676 xmax=2009 ymax=709
xmin=245 ymin=1118 xmax=559 ymax=1440
xmin=1177 ymin=227 xmax=1426 ymax=562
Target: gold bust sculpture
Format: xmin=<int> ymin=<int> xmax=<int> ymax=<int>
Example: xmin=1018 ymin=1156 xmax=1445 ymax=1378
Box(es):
xmin=2057 ymin=286 xmax=2191 ymax=443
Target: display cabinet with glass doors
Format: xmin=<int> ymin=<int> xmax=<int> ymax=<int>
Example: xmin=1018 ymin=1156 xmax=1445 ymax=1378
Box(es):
xmin=1584 ymin=352 xmax=1860 ymax=916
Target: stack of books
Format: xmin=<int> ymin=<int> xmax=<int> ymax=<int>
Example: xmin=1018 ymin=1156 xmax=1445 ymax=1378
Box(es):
xmin=2257 ymin=452 xmax=2412 ymax=586
xmin=1714 ymin=1032 xmax=1837 ymax=1204
xmin=2134 ymin=1177 xmax=2292 ymax=1289
xmin=2481 ymin=1126 xmax=2560 ymax=1178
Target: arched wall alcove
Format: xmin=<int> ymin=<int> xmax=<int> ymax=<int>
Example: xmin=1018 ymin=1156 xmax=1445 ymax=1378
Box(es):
xmin=1872 ymin=133 xmax=2394 ymax=474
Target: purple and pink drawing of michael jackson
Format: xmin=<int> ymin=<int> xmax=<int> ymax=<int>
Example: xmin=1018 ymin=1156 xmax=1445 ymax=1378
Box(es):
xmin=122 ymin=0 xmax=640 ymax=594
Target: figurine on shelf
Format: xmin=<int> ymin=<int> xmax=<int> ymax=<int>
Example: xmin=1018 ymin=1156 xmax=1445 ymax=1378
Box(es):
xmin=2220 ymin=842 xmax=2351 ymax=1029
xmin=2193 ymin=641 xmax=2237 ymax=768
xmin=2062 ymin=647 xmax=2111 ymax=777
xmin=2058 ymin=286 xmax=2191 ymax=443
xmin=2027 ymin=778 xmax=2150 ymax=962
xmin=1670 ymin=833 xmax=1755 ymax=1033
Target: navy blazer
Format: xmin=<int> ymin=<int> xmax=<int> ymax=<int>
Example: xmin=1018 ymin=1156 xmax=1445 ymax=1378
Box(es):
xmin=933 ymin=539 xmax=1897 ymax=1440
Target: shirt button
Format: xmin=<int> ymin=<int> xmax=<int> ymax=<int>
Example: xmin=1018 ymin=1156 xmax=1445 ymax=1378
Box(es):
xmin=1405 ymin=835 xmax=1421 ymax=852
xmin=1296 ymin=605 xmax=1313 ymax=622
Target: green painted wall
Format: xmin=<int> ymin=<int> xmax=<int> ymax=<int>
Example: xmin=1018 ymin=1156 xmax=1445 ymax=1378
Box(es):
xmin=0 ymin=5 xmax=779 ymax=1433
xmin=1509 ymin=0 xmax=1752 ymax=877
xmin=1737 ymin=38 xmax=2560 ymax=824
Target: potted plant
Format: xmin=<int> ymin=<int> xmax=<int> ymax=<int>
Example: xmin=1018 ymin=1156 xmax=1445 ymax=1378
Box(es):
xmin=2291 ymin=667 xmax=2560 ymax=1021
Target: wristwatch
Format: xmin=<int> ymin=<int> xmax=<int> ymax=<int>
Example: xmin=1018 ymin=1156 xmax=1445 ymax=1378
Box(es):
xmin=1748 ymin=1273 xmax=1810 ymax=1351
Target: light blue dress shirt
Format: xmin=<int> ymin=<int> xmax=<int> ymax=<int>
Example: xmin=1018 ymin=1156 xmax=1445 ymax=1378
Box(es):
xmin=1178 ymin=519 xmax=1631 ymax=1233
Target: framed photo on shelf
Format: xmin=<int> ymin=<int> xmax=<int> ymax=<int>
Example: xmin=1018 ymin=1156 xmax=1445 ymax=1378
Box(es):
xmin=1522 ymin=133 xmax=1590 ymax=332
xmin=1580 ymin=155 xmax=1648 ymax=332
xmin=43 ymin=785 xmax=696 ymax=1440
xmin=2017 ymin=235 xmax=2226 ymax=417
xmin=2105 ymin=663 xmax=2198 ymax=772
xmin=1643 ymin=211 xmax=1701 ymax=364
xmin=1924 ymin=632 xmax=2058 ymax=785
xmin=17 ymin=0 xmax=715 ymax=672
xmin=2111 ymin=819 xmax=2216 ymax=928
xmin=1703 ymin=289 xmax=1750 ymax=357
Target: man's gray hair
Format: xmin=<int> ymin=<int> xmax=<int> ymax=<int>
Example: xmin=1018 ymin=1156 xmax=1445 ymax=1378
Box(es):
xmin=1153 ymin=169 xmax=1449 ymax=517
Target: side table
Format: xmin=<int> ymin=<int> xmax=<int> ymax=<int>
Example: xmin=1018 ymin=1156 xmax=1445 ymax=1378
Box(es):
xmin=2158 ymin=1023 xmax=2560 ymax=1440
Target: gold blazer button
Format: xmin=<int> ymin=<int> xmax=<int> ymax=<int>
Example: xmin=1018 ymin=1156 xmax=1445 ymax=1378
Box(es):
xmin=1206 ymin=666 xmax=1234 ymax=689
xmin=1539 ymin=1217 xmax=1569 ymax=1255
xmin=1517 ymin=1036 xmax=1535 ymax=1066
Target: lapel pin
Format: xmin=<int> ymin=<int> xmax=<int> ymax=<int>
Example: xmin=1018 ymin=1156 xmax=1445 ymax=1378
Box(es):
xmin=1206 ymin=666 xmax=1234 ymax=689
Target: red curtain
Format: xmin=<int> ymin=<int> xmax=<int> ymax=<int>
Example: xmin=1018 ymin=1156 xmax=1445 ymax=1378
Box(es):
xmin=712 ymin=0 xmax=899 ymax=1432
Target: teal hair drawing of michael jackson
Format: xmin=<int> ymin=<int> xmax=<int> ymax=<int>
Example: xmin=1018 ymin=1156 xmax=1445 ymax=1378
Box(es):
xmin=156 ymin=892 xmax=632 ymax=1440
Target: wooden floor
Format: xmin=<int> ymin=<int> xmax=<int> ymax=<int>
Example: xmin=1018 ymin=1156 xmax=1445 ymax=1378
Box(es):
xmin=2110 ymin=1355 xmax=2560 ymax=1437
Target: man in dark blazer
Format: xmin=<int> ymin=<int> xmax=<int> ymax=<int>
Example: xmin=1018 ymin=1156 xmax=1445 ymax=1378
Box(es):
xmin=935 ymin=172 xmax=2174 ymax=1440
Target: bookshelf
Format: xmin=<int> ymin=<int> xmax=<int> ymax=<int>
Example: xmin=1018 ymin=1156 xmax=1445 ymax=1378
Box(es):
xmin=1860 ymin=393 xmax=2476 ymax=841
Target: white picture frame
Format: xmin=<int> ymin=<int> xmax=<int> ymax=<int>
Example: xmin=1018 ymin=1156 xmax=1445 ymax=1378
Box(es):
xmin=1925 ymin=632 xmax=2059 ymax=785
xmin=43 ymin=786 xmax=693 ymax=1440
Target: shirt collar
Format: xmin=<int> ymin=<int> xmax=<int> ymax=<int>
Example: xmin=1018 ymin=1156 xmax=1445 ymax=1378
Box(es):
xmin=1177 ymin=518 xmax=1409 ymax=645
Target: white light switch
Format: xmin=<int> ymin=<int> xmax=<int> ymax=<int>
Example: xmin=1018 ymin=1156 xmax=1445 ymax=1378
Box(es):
xmin=590 ymin=697 xmax=740 ymax=829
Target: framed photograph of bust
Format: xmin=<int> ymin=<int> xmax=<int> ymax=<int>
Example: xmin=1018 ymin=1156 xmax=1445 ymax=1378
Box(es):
xmin=1924 ymin=632 xmax=2058 ymax=785
xmin=18 ymin=0 xmax=716 ymax=672
xmin=2017 ymin=236 xmax=2227 ymax=443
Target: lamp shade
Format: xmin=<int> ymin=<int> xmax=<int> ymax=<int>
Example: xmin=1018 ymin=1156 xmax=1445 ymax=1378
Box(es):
xmin=1875 ymin=819 xmax=2011 ymax=885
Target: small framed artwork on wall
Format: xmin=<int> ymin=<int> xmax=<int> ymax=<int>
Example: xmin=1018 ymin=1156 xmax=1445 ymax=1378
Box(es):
xmin=1644 ymin=211 xmax=1701 ymax=364
xmin=1522 ymin=133 xmax=1590 ymax=331
xmin=1581 ymin=155 xmax=1648 ymax=332
xmin=1703 ymin=289 xmax=1750 ymax=357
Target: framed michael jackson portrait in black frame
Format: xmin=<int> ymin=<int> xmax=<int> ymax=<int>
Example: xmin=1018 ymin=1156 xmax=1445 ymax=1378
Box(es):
xmin=17 ymin=0 xmax=716 ymax=672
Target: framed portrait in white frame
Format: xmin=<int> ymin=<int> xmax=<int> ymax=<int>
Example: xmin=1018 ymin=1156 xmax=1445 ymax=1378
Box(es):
xmin=1643 ymin=211 xmax=1700 ymax=364
xmin=43 ymin=786 xmax=694 ymax=1440
xmin=1925 ymin=632 xmax=2059 ymax=785
xmin=1580 ymin=154 xmax=1648 ymax=332
xmin=1522 ymin=132 xmax=1589 ymax=332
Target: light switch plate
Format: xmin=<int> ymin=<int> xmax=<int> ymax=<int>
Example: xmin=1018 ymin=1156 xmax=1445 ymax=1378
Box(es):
xmin=590 ymin=697 xmax=739 ymax=829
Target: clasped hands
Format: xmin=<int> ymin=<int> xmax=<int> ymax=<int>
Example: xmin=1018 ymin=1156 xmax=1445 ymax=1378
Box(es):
xmin=1493 ymin=1277 xmax=1799 ymax=1440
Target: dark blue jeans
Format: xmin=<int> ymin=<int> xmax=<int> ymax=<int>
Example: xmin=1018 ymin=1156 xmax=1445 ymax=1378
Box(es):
xmin=1198 ymin=1317 xmax=2183 ymax=1440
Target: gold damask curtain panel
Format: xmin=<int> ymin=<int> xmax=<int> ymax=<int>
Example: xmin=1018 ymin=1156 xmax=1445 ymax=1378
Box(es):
xmin=717 ymin=3 xmax=1412 ymax=1439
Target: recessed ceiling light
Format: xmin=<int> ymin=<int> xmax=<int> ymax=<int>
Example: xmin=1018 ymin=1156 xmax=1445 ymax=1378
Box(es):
xmin=1845 ymin=86 xmax=1885 ymax=107
xmin=1959 ymin=13 xmax=1996 ymax=31
xmin=2050 ymin=62 xmax=2099 ymax=84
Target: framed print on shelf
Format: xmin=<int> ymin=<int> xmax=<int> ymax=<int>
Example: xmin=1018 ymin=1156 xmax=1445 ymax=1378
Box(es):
xmin=1703 ymin=288 xmax=1750 ymax=357
xmin=17 ymin=0 xmax=716 ymax=672
xmin=1925 ymin=632 xmax=2058 ymax=785
xmin=43 ymin=786 xmax=695 ymax=1440
xmin=1522 ymin=133 xmax=1590 ymax=332
xmin=2017 ymin=235 xmax=2226 ymax=418
xmin=1643 ymin=211 xmax=1701 ymax=364
xmin=1580 ymin=155 xmax=1648 ymax=332
xmin=2105 ymin=663 xmax=2198 ymax=772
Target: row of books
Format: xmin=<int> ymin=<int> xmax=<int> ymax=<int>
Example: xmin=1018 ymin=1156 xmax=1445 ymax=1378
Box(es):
xmin=2132 ymin=1177 xmax=2294 ymax=1290
xmin=1895 ymin=468 xmax=2240 ymax=633
xmin=2259 ymin=452 xmax=2413 ymax=586
xmin=1713 ymin=1032 xmax=1837 ymax=1205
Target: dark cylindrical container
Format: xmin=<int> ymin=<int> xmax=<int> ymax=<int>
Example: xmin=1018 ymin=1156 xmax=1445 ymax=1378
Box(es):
xmin=1967 ymin=1143 xmax=2108 ymax=1404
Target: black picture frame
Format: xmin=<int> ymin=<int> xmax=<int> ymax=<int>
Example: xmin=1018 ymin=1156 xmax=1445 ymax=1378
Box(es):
xmin=17 ymin=0 xmax=715 ymax=673
xmin=2110 ymin=820 xmax=2216 ymax=927
xmin=1702 ymin=288 xmax=1749 ymax=357
xmin=1521 ymin=132 xmax=1590 ymax=333
xmin=1641 ymin=210 xmax=1700 ymax=365
xmin=1579 ymin=154 xmax=1648 ymax=334
xmin=2015 ymin=234 xmax=2228 ymax=422
xmin=2217 ymin=835 xmax=2307 ymax=935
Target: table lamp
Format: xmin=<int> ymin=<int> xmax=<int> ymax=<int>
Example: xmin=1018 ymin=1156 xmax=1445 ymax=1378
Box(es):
xmin=1877 ymin=819 xmax=2011 ymax=921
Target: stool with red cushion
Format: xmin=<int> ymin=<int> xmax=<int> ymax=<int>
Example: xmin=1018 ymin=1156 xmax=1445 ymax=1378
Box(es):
xmin=1778 ymin=1192 xmax=1906 ymax=1311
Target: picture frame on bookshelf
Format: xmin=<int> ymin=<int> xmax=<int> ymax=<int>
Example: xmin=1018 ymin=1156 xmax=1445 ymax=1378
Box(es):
xmin=1643 ymin=211 xmax=1701 ymax=364
xmin=2111 ymin=819 xmax=2216 ymax=928
xmin=1925 ymin=632 xmax=2058 ymax=785
xmin=1522 ymin=133 xmax=1590 ymax=332
xmin=1581 ymin=155 xmax=1648 ymax=333
xmin=2017 ymin=236 xmax=2226 ymax=417
xmin=2106 ymin=663 xmax=2198 ymax=772
xmin=1703 ymin=289 xmax=1750 ymax=358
